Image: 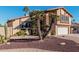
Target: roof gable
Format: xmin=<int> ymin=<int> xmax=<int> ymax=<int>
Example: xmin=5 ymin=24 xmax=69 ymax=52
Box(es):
xmin=46 ymin=7 xmax=73 ymax=17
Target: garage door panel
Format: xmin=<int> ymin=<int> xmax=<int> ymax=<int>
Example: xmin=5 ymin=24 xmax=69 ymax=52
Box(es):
xmin=57 ymin=27 xmax=68 ymax=35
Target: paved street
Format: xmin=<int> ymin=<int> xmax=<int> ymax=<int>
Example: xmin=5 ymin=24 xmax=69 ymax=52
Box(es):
xmin=0 ymin=48 xmax=51 ymax=52
xmin=55 ymin=34 xmax=79 ymax=43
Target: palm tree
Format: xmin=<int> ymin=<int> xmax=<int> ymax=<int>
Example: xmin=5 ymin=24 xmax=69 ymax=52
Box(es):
xmin=23 ymin=6 xmax=30 ymax=16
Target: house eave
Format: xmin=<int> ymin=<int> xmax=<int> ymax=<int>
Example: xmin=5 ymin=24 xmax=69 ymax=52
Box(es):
xmin=45 ymin=7 xmax=73 ymax=17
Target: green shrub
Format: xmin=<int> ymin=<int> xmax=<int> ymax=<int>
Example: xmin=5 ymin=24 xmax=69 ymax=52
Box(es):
xmin=15 ymin=30 xmax=27 ymax=36
xmin=0 ymin=35 xmax=6 ymax=44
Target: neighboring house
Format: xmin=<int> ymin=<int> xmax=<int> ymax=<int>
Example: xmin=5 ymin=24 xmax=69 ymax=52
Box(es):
xmin=7 ymin=7 xmax=73 ymax=37
xmin=0 ymin=26 xmax=5 ymax=36
xmin=71 ymin=23 xmax=79 ymax=33
xmin=7 ymin=16 xmax=30 ymax=38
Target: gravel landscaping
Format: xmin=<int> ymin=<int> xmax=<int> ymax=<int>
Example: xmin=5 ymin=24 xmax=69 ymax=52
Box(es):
xmin=0 ymin=36 xmax=79 ymax=52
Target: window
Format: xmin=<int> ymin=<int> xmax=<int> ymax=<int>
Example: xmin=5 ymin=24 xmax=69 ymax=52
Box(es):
xmin=61 ymin=15 xmax=69 ymax=23
xmin=21 ymin=22 xmax=30 ymax=29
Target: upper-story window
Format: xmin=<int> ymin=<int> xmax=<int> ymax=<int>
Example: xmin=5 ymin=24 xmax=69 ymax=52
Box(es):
xmin=21 ymin=22 xmax=30 ymax=29
xmin=61 ymin=15 xmax=69 ymax=23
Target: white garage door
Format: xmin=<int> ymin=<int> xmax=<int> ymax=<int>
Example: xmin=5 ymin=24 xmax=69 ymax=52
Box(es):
xmin=57 ymin=27 xmax=68 ymax=35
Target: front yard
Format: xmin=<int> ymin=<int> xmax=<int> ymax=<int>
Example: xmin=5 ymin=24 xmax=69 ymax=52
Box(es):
xmin=0 ymin=34 xmax=79 ymax=52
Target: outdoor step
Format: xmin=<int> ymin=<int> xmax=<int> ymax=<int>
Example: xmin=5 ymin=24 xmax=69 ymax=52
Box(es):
xmin=10 ymin=36 xmax=39 ymax=40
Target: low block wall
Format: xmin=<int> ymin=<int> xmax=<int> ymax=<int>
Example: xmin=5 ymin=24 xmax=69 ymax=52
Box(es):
xmin=0 ymin=27 xmax=5 ymax=36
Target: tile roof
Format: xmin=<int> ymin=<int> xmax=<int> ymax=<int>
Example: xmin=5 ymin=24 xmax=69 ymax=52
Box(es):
xmin=7 ymin=16 xmax=29 ymax=23
xmin=46 ymin=7 xmax=73 ymax=17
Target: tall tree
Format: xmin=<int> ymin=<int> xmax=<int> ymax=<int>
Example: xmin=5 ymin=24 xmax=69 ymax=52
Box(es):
xmin=29 ymin=10 xmax=45 ymax=40
xmin=43 ymin=14 xmax=59 ymax=39
xmin=23 ymin=7 xmax=59 ymax=40
xmin=23 ymin=6 xmax=30 ymax=16
xmin=23 ymin=7 xmax=44 ymax=40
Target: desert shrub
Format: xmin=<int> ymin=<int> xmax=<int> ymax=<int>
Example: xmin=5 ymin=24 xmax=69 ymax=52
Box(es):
xmin=0 ymin=35 xmax=6 ymax=44
xmin=15 ymin=30 xmax=27 ymax=36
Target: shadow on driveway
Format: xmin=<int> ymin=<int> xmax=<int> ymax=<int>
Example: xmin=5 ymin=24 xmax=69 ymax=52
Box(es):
xmin=0 ymin=37 xmax=79 ymax=52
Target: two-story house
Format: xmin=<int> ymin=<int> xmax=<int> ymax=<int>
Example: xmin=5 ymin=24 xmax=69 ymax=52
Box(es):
xmin=45 ymin=7 xmax=73 ymax=35
xmin=7 ymin=7 xmax=73 ymax=38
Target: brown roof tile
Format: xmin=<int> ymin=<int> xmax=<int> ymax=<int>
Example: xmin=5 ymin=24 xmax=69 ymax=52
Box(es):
xmin=46 ymin=7 xmax=73 ymax=17
xmin=7 ymin=16 xmax=29 ymax=23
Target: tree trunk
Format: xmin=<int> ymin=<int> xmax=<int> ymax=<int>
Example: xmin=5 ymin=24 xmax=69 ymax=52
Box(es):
xmin=43 ymin=17 xmax=54 ymax=39
xmin=37 ymin=19 xmax=42 ymax=40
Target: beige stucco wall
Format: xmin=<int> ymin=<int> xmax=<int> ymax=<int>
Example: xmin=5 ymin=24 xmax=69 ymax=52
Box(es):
xmin=69 ymin=17 xmax=72 ymax=25
xmin=13 ymin=19 xmax=19 ymax=29
xmin=12 ymin=17 xmax=29 ymax=35
xmin=13 ymin=19 xmax=20 ymax=35
xmin=20 ymin=17 xmax=29 ymax=22
xmin=7 ymin=27 xmax=13 ymax=38
xmin=68 ymin=26 xmax=71 ymax=34
xmin=57 ymin=9 xmax=61 ymax=16
xmin=46 ymin=13 xmax=49 ymax=25
xmin=56 ymin=9 xmax=72 ymax=26
xmin=0 ymin=27 xmax=5 ymax=36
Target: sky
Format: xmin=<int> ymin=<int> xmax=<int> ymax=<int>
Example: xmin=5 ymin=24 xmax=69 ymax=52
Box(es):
xmin=0 ymin=6 xmax=79 ymax=25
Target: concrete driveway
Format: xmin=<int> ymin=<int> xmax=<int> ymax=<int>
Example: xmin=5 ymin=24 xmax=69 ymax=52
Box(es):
xmin=55 ymin=34 xmax=79 ymax=43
